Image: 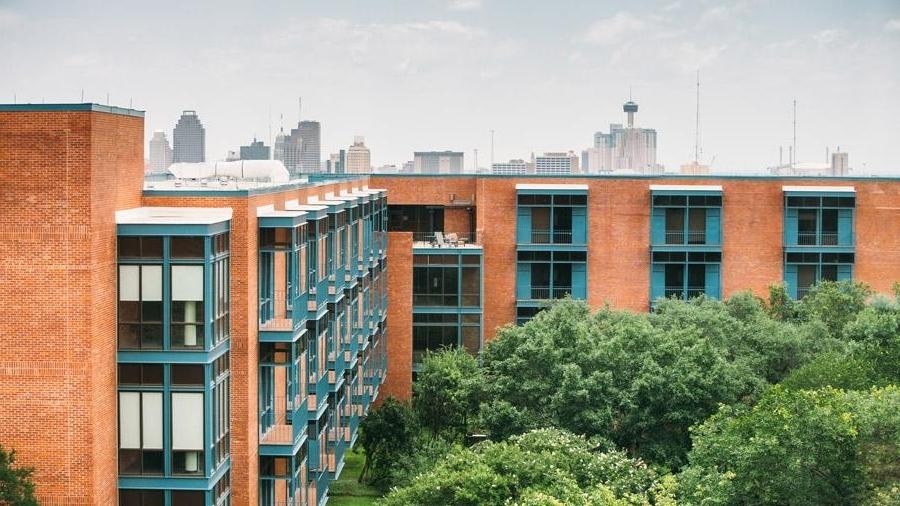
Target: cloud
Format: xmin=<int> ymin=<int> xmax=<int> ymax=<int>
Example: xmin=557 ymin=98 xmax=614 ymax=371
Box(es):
xmin=885 ymin=19 xmax=900 ymax=32
xmin=0 ymin=8 xmax=23 ymax=29
xmin=583 ymin=12 xmax=647 ymax=46
xmin=448 ymin=0 xmax=482 ymax=11
xmin=811 ymin=28 xmax=844 ymax=47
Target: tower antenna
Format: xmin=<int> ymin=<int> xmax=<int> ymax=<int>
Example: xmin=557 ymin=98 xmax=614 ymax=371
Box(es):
xmin=694 ymin=69 xmax=701 ymax=164
xmin=298 ymin=97 xmax=302 ymax=123
xmin=490 ymin=129 xmax=495 ymax=168
xmin=792 ymin=99 xmax=797 ymax=168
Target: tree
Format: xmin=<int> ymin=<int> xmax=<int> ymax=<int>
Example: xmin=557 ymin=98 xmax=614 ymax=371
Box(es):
xmin=0 ymin=445 xmax=38 ymax=506
xmin=798 ymin=280 xmax=872 ymax=339
xmin=478 ymin=297 xmax=816 ymax=468
xmin=678 ymin=386 xmax=900 ymax=505
xmin=414 ymin=347 xmax=484 ymax=439
xmin=379 ymin=428 xmax=675 ymax=506
xmin=358 ymin=397 xmax=418 ymax=485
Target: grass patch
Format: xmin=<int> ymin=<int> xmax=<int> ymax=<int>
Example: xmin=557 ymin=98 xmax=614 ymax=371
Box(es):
xmin=329 ymin=448 xmax=381 ymax=505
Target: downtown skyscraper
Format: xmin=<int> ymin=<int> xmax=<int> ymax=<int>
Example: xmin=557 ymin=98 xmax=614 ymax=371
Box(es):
xmin=172 ymin=110 xmax=205 ymax=163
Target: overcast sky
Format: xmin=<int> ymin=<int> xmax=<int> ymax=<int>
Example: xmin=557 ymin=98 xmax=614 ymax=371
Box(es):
xmin=2 ymin=0 xmax=899 ymax=173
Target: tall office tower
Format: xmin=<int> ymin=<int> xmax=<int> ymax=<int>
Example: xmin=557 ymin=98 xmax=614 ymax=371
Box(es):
xmin=148 ymin=130 xmax=173 ymax=173
xmin=591 ymin=101 xmax=661 ymax=173
xmin=327 ymin=150 xmax=346 ymax=173
xmin=347 ymin=136 xmax=372 ymax=173
xmin=294 ymin=120 xmax=321 ymax=173
xmin=280 ymin=129 xmax=303 ymax=175
xmin=413 ymin=151 xmax=464 ymax=174
xmin=534 ymin=152 xmax=579 ymax=175
xmin=172 ymin=110 xmax=206 ymax=163
xmin=273 ymin=128 xmax=287 ymax=164
xmin=240 ymin=137 xmax=271 ymax=160
xmin=491 ymin=159 xmax=528 ymax=175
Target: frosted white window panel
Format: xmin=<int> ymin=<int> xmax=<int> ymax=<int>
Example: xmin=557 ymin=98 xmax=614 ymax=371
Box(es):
xmin=172 ymin=265 xmax=204 ymax=301
xmin=172 ymin=392 xmax=204 ymax=450
xmin=141 ymin=265 xmax=162 ymax=301
xmin=142 ymin=392 xmax=163 ymax=449
xmin=119 ymin=392 xmax=141 ymax=448
xmin=119 ymin=266 xmax=140 ymax=301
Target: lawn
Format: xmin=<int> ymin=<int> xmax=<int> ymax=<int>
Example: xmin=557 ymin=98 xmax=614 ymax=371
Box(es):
xmin=328 ymin=448 xmax=382 ymax=506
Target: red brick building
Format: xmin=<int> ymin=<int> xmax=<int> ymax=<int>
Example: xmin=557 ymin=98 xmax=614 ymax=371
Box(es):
xmin=1 ymin=104 xmax=899 ymax=504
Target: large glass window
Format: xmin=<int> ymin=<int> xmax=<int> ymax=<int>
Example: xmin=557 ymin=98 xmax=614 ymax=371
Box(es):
xmin=213 ymin=257 xmax=230 ymax=345
xmin=171 ymin=265 xmax=204 ymax=349
xmin=412 ymin=266 xmax=458 ymax=306
xmin=118 ymin=265 xmax=163 ymax=349
xmin=118 ymin=391 xmax=163 ymax=475
xmin=171 ymin=392 xmax=204 ymax=475
xmin=213 ymin=354 xmax=231 ymax=468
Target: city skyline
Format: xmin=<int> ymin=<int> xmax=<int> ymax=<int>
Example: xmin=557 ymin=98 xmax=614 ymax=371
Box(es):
xmin=2 ymin=0 xmax=899 ymax=173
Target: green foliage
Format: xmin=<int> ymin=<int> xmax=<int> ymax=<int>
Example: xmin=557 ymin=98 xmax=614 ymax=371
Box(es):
xmin=798 ymin=280 xmax=873 ymax=338
xmin=678 ymin=386 xmax=900 ymax=506
xmin=765 ymin=283 xmax=799 ymax=321
xmin=379 ymin=428 xmax=674 ymax=506
xmin=478 ymin=296 xmax=830 ymax=468
xmin=358 ymin=398 xmax=419 ymax=485
xmin=0 ymin=445 xmax=37 ymax=506
xmin=383 ymin=436 xmax=453 ymax=491
xmin=414 ymin=347 xmax=484 ymax=439
xmin=781 ymin=351 xmax=882 ymax=391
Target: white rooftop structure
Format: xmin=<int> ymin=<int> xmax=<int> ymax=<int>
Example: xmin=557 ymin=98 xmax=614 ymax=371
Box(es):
xmin=650 ymin=184 xmax=723 ymax=191
xmin=116 ymin=207 xmax=232 ymax=225
xmin=515 ymin=183 xmax=589 ymax=191
xmin=782 ymin=185 xmax=855 ymax=193
xmin=168 ymin=160 xmax=291 ymax=183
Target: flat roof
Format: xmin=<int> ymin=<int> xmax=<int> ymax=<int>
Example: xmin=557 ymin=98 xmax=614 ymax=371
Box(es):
xmin=0 ymin=103 xmax=145 ymax=117
xmin=257 ymin=208 xmax=307 ymax=219
xmin=650 ymin=184 xmax=723 ymax=191
xmin=285 ymin=200 xmax=328 ymax=211
xmin=116 ymin=207 xmax=232 ymax=225
xmin=782 ymin=185 xmax=855 ymax=193
xmin=516 ymin=183 xmax=589 ymax=190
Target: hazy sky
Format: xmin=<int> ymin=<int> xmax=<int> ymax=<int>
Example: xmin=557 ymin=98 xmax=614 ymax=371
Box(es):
xmin=2 ymin=0 xmax=899 ymax=173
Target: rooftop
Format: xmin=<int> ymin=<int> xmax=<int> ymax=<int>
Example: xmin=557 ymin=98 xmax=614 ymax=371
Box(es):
xmin=0 ymin=103 xmax=144 ymax=117
xmin=116 ymin=206 xmax=232 ymax=225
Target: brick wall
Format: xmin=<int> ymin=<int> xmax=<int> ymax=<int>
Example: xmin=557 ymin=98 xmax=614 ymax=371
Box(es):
xmin=379 ymin=232 xmax=413 ymax=402
xmin=0 ymin=108 xmax=143 ymax=504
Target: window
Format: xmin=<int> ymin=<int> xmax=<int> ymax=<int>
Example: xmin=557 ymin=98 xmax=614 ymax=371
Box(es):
xmin=171 ymin=265 xmax=204 ymax=349
xmin=212 ymin=362 xmax=230 ymax=467
xmin=413 ymin=266 xmax=458 ymax=306
xmin=171 ymin=236 xmax=205 ymax=258
xmin=118 ymin=236 xmax=163 ymax=258
xmin=118 ymin=364 xmax=163 ymax=385
xmin=118 ymin=265 xmax=163 ymax=349
xmin=118 ymin=391 xmax=163 ymax=475
xmin=119 ymin=489 xmax=164 ymax=506
xmin=171 ymin=490 xmax=205 ymax=506
xmin=214 ymin=471 xmax=231 ymax=506
xmin=461 ymin=266 xmax=480 ymax=306
xmin=212 ymin=257 xmax=230 ymax=345
xmin=172 ymin=392 xmax=204 ymax=475
xmin=172 ymin=364 xmax=205 ymax=385
xmin=412 ymin=313 xmax=459 ymax=365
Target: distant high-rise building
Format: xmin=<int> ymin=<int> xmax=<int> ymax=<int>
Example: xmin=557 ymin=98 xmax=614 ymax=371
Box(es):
xmin=273 ymin=128 xmax=287 ymax=165
xmin=588 ymin=101 xmax=661 ymax=173
xmin=491 ymin=159 xmax=528 ymax=175
xmin=148 ymin=130 xmax=173 ymax=173
xmin=326 ymin=150 xmax=346 ymax=174
xmin=172 ymin=110 xmax=205 ymax=163
xmin=240 ymin=138 xmax=270 ymax=160
xmin=401 ymin=161 xmax=415 ymax=173
xmin=534 ymin=152 xmax=579 ymax=175
xmin=680 ymin=161 xmax=711 ymax=175
xmin=225 ymin=150 xmax=240 ymax=162
xmin=413 ymin=151 xmax=464 ymax=174
xmin=346 ymin=136 xmax=371 ymax=173
xmin=296 ymin=121 xmax=321 ymax=174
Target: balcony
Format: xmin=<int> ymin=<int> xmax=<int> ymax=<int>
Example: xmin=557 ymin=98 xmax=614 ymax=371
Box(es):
xmin=665 ymin=231 xmax=707 ymax=245
xmin=412 ymin=232 xmax=478 ymax=248
xmin=529 ymin=229 xmax=573 ymax=245
xmin=664 ymin=286 xmax=705 ymax=299
xmin=797 ymin=232 xmax=838 ymax=246
xmin=528 ymin=286 xmax=572 ymax=300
